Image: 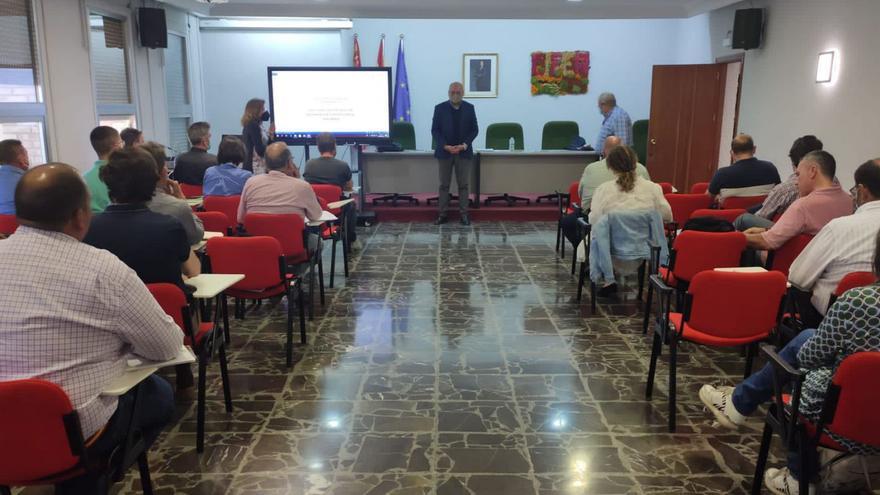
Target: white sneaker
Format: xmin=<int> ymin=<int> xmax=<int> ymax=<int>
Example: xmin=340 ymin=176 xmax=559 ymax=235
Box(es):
xmin=764 ymin=467 xmax=816 ymax=495
xmin=699 ymin=384 xmax=746 ymax=429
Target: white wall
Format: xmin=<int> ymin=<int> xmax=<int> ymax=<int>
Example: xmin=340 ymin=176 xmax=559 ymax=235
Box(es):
xmin=709 ymin=0 xmax=880 ymax=186
xmin=199 ymin=16 xmax=713 ymax=155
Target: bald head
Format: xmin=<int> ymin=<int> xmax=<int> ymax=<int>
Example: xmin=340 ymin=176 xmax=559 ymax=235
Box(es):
xmin=603 ymin=136 xmax=622 ymax=156
xmin=731 ymin=134 xmax=756 ymax=158
xmin=264 ymin=142 xmax=293 ymax=172
xmin=15 ymin=163 xmax=90 ymax=235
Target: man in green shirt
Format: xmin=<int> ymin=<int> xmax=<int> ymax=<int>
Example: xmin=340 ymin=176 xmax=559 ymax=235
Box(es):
xmin=83 ymin=126 xmax=122 ymax=212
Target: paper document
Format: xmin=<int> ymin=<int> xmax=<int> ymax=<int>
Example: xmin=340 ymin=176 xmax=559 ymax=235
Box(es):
xmin=203 ymin=231 xmax=224 ymax=240
xmin=328 ymin=198 xmax=355 ymax=209
xmin=714 ymin=266 xmax=768 ymax=273
xmin=125 ymin=345 xmax=196 ymax=371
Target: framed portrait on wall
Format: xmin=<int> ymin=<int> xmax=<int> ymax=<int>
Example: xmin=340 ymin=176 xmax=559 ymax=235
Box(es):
xmin=462 ymin=53 xmax=498 ymax=98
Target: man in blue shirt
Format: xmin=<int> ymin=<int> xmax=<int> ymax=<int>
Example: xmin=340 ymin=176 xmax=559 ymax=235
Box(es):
xmin=0 ymin=139 xmax=30 ymax=214
xmin=594 ymin=92 xmax=633 ymax=151
xmin=203 ymin=136 xmax=253 ymax=196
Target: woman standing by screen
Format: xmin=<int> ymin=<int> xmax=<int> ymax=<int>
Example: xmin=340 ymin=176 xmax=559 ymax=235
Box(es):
xmin=240 ymin=98 xmax=274 ymax=172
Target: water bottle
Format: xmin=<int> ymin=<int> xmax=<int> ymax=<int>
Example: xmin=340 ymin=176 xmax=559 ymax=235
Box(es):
xmin=508 ymin=137 xmax=515 ymax=151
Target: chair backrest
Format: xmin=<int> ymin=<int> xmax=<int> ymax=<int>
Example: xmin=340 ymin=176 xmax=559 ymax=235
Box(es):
xmin=242 ymin=213 xmax=307 ymax=261
xmin=311 ymin=184 xmax=343 ymax=215
xmin=824 ymin=352 xmax=880 ymax=449
xmin=720 ymin=195 xmax=767 ymax=210
xmin=834 ymin=272 xmax=877 ymax=298
xmin=206 ymin=236 xmax=284 ymax=290
xmin=690 ymin=182 xmax=709 ymax=194
xmin=632 ymin=119 xmax=649 ymax=164
xmin=658 ymin=182 xmax=674 ymax=195
xmin=541 ymin=121 xmax=580 ymax=150
xmin=203 ymin=195 xmax=241 ymax=232
xmin=179 ymin=183 xmax=203 ymax=199
xmin=0 ymin=379 xmax=83 ymax=484
xmin=146 ymin=282 xmax=188 ymax=330
xmin=0 ymin=214 xmax=18 ymax=235
xmin=686 ymin=270 xmax=787 ymax=340
xmin=568 ymin=181 xmax=581 ymax=209
xmin=485 ymin=123 xmax=524 ymax=150
xmin=669 ymin=231 xmax=747 ymax=283
xmin=390 ymin=121 xmax=416 ymax=150
xmin=194 ymin=211 xmax=230 ymax=234
xmin=689 ymin=208 xmax=745 ymax=224
xmin=767 ymin=233 xmax=814 ymax=277
xmin=666 ymin=194 xmax=713 ymax=226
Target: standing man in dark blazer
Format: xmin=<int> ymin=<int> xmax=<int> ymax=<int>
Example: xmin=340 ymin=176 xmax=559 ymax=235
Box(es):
xmin=431 ymin=81 xmax=478 ymax=225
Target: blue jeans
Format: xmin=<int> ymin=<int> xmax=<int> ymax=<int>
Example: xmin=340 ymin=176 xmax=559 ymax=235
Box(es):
xmin=56 ymin=374 xmax=175 ymax=494
xmin=732 ymin=329 xmax=816 ymax=479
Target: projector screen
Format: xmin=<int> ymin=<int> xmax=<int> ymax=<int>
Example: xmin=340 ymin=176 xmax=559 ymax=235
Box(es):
xmin=268 ymin=67 xmax=392 ymax=144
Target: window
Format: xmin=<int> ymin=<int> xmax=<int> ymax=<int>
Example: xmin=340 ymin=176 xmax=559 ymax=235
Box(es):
xmin=165 ymin=32 xmax=191 ymax=153
xmin=0 ymin=0 xmax=47 ymax=163
xmin=89 ymin=13 xmax=136 ymax=129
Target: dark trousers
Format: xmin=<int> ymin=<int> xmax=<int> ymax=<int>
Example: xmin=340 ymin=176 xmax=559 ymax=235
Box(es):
xmin=345 ymin=204 xmax=357 ymax=242
xmin=56 ymin=375 xmax=175 ymax=494
xmin=560 ymin=212 xmax=582 ymax=246
xmin=438 ymin=156 xmax=471 ymax=216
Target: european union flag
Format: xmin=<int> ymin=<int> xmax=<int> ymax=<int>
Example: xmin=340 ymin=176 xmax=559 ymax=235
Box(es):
xmin=392 ymin=38 xmax=411 ymax=123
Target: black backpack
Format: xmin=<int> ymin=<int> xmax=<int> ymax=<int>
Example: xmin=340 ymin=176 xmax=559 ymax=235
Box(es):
xmin=681 ymin=215 xmax=735 ymax=232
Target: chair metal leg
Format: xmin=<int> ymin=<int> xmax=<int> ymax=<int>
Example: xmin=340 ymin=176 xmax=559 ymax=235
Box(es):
xmin=342 ymin=233 xmax=350 ymax=277
xmin=286 ymin=286 xmax=294 ymax=367
xmin=576 ymin=262 xmax=587 ymax=302
xmin=590 ymin=281 xmax=597 ymax=314
xmin=744 ymin=342 xmax=756 ymax=379
xmin=668 ymin=335 xmax=678 ymax=432
xmin=221 ymin=296 xmax=230 ymax=345
xmin=555 ymin=223 xmax=562 ymax=253
xmin=799 ymin=430 xmax=812 ymax=495
xmin=646 ymin=330 xmax=662 ymax=400
xmin=329 ymin=237 xmax=337 ymax=288
xmin=196 ymin=356 xmax=207 ymax=453
xmin=560 ymin=233 xmax=566 ymax=259
xmin=637 ymin=261 xmax=646 ymax=303
xmin=307 ymin=260 xmax=315 ymax=321
xmin=298 ymin=283 xmax=307 ymax=344
xmin=137 ymin=453 xmax=154 ymax=495
xmin=217 ymin=342 xmax=233 ymax=413
xmin=642 ymin=283 xmax=655 ymax=335
xmin=318 ymin=258 xmax=325 ymax=306
xmin=570 ymin=243 xmax=577 ymax=276
xmin=751 ymin=410 xmax=775 ymax=495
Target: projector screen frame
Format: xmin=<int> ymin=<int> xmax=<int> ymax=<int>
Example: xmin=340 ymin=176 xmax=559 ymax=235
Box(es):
xmin=267 ymin=66 xmax=394 ymax=146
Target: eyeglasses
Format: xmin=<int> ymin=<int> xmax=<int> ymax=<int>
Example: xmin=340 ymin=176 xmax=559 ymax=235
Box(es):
xmin=850 ymin=184 xmax=860 ymax=196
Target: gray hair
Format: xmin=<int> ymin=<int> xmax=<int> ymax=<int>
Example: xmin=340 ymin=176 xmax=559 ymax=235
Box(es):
xmin=187 ymin=121 xmax=210 ymax=146
xmin=598 ymin=92 xmax=617 ymax=106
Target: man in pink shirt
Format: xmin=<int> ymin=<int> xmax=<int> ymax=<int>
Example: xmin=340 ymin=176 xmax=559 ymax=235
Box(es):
xmin=237 ymin=142 xmax=322 ymax=223
xmin=744 ymin=150 xmax=852 ymax=251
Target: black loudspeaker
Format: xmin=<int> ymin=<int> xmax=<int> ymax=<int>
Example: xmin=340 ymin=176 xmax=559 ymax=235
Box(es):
xmin=732 ymin=8 xmax=763 ymax=50
xmin=138 ymin=8 xmax=167 ymax=49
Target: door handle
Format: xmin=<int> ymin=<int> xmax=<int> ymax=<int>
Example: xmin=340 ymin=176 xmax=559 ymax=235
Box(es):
xmin=650 ymin=138 xmax=657 ymax=145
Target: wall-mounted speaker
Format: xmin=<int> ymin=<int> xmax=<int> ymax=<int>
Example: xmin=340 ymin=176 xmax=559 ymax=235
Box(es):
xmin=138 ymin=8 xmax=167 ymax=49
xmin=732 ymin=8 xmax=763 ymax=50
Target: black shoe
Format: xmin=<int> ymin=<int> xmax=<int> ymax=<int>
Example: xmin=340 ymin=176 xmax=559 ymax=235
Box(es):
xmin=597 ymin=283 xmax=618 ymax=297
xmin=460 ymin=215 xmax=471 ymax=226
xmin=434 ymin=216 xmax=448 ymax=225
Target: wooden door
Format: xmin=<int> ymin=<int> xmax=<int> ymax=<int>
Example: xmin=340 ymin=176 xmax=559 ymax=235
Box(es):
xmin=646 ymin=64 xmax=727 ymax=193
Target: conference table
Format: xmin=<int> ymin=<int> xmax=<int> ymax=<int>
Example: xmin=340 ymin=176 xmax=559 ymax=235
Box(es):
xmin=359 ymin=150 xmax=600 ymax=207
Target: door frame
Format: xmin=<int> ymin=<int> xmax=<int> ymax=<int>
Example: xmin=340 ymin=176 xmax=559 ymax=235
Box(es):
xmin=715 ymin=53 xmax=745 ymax=138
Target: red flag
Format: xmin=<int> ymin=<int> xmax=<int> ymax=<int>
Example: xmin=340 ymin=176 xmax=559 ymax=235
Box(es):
xmin=377 ymin=36 xmax=385 ymax=67
xmin=353 ymin=36 xmax=361 ymax=67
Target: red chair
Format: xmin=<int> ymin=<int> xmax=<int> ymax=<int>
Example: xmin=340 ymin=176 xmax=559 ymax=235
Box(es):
xmin=243 ymin=213 xmax=323 ymax=319
xmin=642 ymin=231 xmax=747 ymax=334
xmin=203 ymin=195 xmax=241 ymax=235
xmin=720 ymin=195 xmax=767 ymax=210
xmin=658 ymin=182 xmax=674 ymax=195
xmin=311 ymin=184 xmax=350 ymax=288
xmin=690 ymin=182 xmax=709 ymax=194
xmin=0 ymin=379 xmax=153 ymax=493
xmin=195 ymin=211 xmax=230 ymax=234
xmin=828 ymin=271 xmax=877 ymax=310
xmin=0 ymin=214 xmax=17 ymax=235
xmin=689 ymin=208 xmax=746 ymax=224
xmin=753 ymin=349 xmax=880 ymax=495
xmin=766 ymin=234 xmax=814 ymax=277
xmin=646 ymin=270 xmax=787 ymax=431
xmin=147 ymin=283 xmax=232 ymax=454
xmin=665 ymin=194 xmax=713 ymax=231
xmin=179 ymin=183 xmax=203 ymax=198
xmin=207 ymin=236 xmax=306 ymax=366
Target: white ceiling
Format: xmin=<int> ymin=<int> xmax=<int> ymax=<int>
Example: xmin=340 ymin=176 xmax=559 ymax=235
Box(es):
xmin=182 ymin=0 xmax=742 ymax=20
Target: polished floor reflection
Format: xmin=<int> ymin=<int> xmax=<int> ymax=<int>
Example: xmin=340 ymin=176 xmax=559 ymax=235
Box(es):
xmin=105 ymin=221 xmax=777 ymax=494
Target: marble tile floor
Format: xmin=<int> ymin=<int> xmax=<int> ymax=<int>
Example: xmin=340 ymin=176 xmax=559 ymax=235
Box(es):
xmin=18 ymin=222 xmax=860 ymax=494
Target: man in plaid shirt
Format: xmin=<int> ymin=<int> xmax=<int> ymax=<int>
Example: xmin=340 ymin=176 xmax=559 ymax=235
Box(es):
xmin=594 ymin=92 xmax=633 ymax=151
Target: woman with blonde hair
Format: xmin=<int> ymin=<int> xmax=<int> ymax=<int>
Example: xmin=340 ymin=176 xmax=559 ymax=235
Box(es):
xmin=240 ymin=98 xmax=273 ymax=172
xmin=588 ymin=145 xmax=672 ymax=226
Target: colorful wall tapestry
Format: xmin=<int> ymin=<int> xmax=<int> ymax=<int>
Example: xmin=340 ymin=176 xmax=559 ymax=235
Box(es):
xmin=530 ymin=51 xmax=590 ymax=96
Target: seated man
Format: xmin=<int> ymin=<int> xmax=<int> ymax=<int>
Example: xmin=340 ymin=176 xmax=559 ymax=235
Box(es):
xmin=708 ymin=134 xmax=780 ymax=206
xmin=788 ymin=158 xmax=880 ymax=317
xmin=0 ymin=163 xmax=182 ymax=493
xmin=171 ymin=121 xmax=218 ymax=186
xmin=734 ymin=135 xmax=825 ymax=231
xmin=237 ymin=142 xmax=322 ymax=224
xmin=303 ymin=132 xmax=358 ymax=244
xmin=83 ymin=126 xmax=123 ymax=212
xmin=559 ymin=135 xmax=650 ymax=246
xmin=699 ymin=228 xmax=880 ymax=494
xmin=0 ymin=139 xmax=30 ymax=214
xmin=743 ymin=150 xmax=852 ymax=252
xmin=203 ymin=136 xmax=253 ymax=196
xmin=141 ymin=141 xmax=205 ymax=245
